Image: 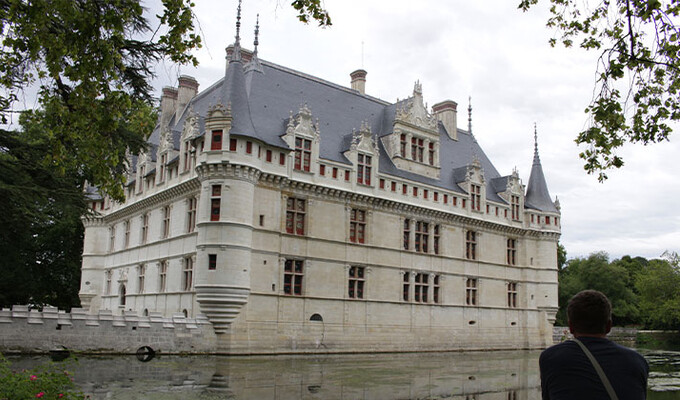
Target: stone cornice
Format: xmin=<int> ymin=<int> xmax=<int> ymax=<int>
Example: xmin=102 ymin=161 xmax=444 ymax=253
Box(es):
xmin=196 ymin=162 xmax=261 ymax=184
xmin=103 ymin=179 xmax=200 ymax=222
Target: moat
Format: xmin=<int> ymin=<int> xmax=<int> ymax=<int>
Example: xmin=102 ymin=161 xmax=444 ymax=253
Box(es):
xmin=8 ymin=348 xmax=680 ymax=399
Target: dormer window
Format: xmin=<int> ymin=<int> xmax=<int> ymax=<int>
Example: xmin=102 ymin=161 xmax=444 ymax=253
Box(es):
xmin=211 ymin=130 xmax=223 ymax=151
xmin=400 ymin=134 xmax=407 ymax=157
xmin=294 ymin=137 xmax=312 ymax=172
xmin=470 ymin=184 xmax=482 ymax=212
xmin=357 ymin=154 xmax=372 ymax=185
xmin=428 ymin=143 xmax=435 ymax=165
xmin=511 ymin=195 xmax=521 ymax=221
xmin=159 ymin=153 xmax=167 ymax=182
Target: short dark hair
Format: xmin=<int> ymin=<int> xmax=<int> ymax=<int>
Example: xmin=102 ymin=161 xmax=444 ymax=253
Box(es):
xmin=567 ymin=290 xmax=612 ymax=334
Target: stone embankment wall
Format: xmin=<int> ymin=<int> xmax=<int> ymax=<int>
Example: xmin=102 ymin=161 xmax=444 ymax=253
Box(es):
xmin=553 ymin=326 xmax=638 ymax=346
xmin=0 ymin=306 xmax=216 ymax=354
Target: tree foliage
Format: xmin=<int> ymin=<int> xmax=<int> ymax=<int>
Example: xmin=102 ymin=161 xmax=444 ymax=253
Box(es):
xmin=519 ymin=0 xmax=680 ymax=181
xmin=636 ymin=254 xmax=680 ymax=330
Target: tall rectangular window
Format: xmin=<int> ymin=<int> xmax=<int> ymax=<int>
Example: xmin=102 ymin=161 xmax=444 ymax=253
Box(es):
xmin=391 ymin=181 xmax=397 ymax=192
xmin=466 ymin=230 xmax=477 ymax=260
xmin=357 ymin=154 xmax=372 ymax=185
xmin=159 ymin=260 xmax=167 ymax=292
xmin=294 ymin=137 xmax=312 ymax=172
xmin=466 ymin=278 xmax=477 ymax=306
xmin=332 ymin=167 xmax=338 ymax=178
xmin=400 ymin=134 xmax=407 ymax=157
xmin=433 ymin=224 xmax=440 ymax=255
xmin=138 ymin=264 xmax=145 ymax=293
xmin=379 ymin=178 xmax=385 ymax=189
xmin=109 ymin=225 xmax=116 ymax=252
xmin=428 ymin=142 xmax=435 ymax=165
xmin=415 ymin=221 xmax=429 ymax=253
xmin=344 ymin=170 xmax=350 ymax=181
xmin=284 ymin=259 xmax=304 ymax=296
xmin=105 ymin=270 xmax=112 ymax=295
xmin=507 ymin=238 xmax=517 ymax=265
xmin=402 ymin=184 xmax=408 ymax=194
xmin=403 ymin=218 xmax=410 ymax=250
xmin=348 ymin=266 xmax=365 ymax=299
xmin=433 ymin=275 xmax=440 ymax=303
xmin=402 ymin=273 xmax=410 ymax=301
xmin=470 ymin=184 xmax=481 ymax=211
xmin=285 ymin=197 xmax=306 ymax=235
xmin=229 ymin=138 xmax=237 ymax=151
xmin=141 ymin=213 xmax=149 ymax=244
xmin=159 ymin=153 xmax=167 ymax=182
xmin=182 ymin=141 xmax=191 ymax=172
xmin=319 ymin=164 xmax=326 ymax=176
xmin=183 ymin=257 xmax=194 ymax=291
xmin=279 ymin=152 xmax=286 ymax=165
xmin=210 ymin=185 xmax=221 ymax=222
xmin=511 ymin=195 xmax=521 ymax=221
xmin=246 ymin=141 xmax=253 ymax=154
xmin=123 ymin=220 xmax=130 ymax=249
xmin=208 ymin=254 xmax=217 ymax=270
xmin=162 ymin=206 xmax=171 ymax=238
xmin=349 ymin=209 xmax=366 ymax=244
xmin=266 ymin=149 xmax=272 ymax=162
xmin=187 ymin=197 xmax=197 ymax=233
xmin=211 ymin=130 xmax=223 ymax=150
xmin=508 ymin=282 xmax=518 ymax=308
xmin=414 ymin=273 xmax=429 ymax=303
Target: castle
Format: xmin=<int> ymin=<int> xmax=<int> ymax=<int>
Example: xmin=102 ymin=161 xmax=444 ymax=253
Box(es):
xmin=78 ymin=9 xmax=561 ymax=353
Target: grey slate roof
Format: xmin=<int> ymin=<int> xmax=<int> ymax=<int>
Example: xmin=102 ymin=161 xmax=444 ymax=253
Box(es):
xmin=525 ymin=141 xmax=558 ymax=212
xmin=149 ymin=50 xmax=548 ymax=204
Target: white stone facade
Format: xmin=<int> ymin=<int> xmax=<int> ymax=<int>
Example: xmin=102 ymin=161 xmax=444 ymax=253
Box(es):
xmin=80 ymin=43 xmax=560 ymax=354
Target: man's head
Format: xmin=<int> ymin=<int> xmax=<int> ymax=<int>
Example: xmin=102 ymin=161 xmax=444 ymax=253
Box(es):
xmin=567 ymin=290 xmax=612 ymax=336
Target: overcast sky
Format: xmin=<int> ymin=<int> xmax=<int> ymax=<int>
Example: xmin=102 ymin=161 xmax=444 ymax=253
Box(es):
xmin=151 ymin=0 xmax=680 ymax=261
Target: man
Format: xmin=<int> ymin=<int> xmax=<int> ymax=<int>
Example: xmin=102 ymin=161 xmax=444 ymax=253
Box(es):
xmin=540 ymin=290 xmax=649 ymax=399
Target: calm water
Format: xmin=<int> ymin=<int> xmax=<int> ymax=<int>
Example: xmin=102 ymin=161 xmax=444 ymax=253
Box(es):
xmin=9 ymin=349 xmax=680 ymax=399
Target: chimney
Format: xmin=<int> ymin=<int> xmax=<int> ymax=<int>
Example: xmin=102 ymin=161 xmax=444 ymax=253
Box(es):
xmin=176 ymin=75 xmax=199 ymax=120
xmin=160 ymin=86 xmax=178 ymax=128
xmin=350 ymin=69 xmax=367 ymax=95
xmin=432 ymin=100 xmax=458 ymax=140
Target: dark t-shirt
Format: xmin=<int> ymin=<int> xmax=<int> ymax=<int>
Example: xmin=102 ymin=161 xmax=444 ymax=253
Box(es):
xmin=540 ymin=336 xmax=649 ymax=400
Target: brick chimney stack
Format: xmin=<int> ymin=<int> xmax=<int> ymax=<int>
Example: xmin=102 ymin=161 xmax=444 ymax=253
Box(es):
xmin=432 ymin=100 xmax=458 ymax=140
xmin=350 ymin=69 xmax=367 ymax=95
xmin=176 ymin=75 xmax=199 ymax=120
xmin=160 ymin=87 xmax=178 ymax=129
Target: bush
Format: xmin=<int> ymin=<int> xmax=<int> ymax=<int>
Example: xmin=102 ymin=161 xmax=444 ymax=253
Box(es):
xmin=0 ymin=354 xmax=83 ymax=399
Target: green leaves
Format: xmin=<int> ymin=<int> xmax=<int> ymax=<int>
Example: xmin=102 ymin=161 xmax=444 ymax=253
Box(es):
xmin=291 ymin=0 xmax=332 ymax=26
xmin=520 ymin=0 xmax=680 ymax=180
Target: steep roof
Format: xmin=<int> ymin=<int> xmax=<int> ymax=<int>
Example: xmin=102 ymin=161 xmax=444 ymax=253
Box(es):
xmin=525 ymin=130 xmax=558 ymax=212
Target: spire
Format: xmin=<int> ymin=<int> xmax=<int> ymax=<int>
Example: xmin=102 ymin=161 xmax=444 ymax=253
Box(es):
xmin=525 ymin=124 xmax=558 ymax=213
xmin=245 ymin=13 xmax=263 ymax=73
xmin=467 ymin=96 xmax=473 ymax=135
xmin=231 ymin=0 xmax=243 ymax=62
xmin=253 ymin=14 xmax=260 ymax=57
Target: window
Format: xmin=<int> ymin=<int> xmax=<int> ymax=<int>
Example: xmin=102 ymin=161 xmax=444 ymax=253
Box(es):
xmin=123 ymin=220 xmax=130 ymax=249
xmin=284 ymin=259 xmax=304 ymax=296
xmin=162 ymin=206 xmax=171 ymax=238
xmin=159 ymin=153 xmax=167 ymax=182
xmin=119 ymin=285 xmax=126 ymax=306
xmin=444 ymin=194 xmax=448 ymax=203
xmin=466 ymin=278 xmax=477 ymax=305
xmin=462 ymin=198 xmax=467 ymax=208
xmin=433 ymin=225 xmax=440 ymax=255
xmin=415 ymin=221 xmax=429 ymax=253
xmin=402 ymin=184 xmax=408 ymax=195
xmin=211 ymin=130 xmax=222 ymax=150
xmin=403 ymin=218 xmax=410 ymax=250
xmin=470 ymin=184 xmax=481 ymax=211
xmin=348 ymin=266 xmax=365 ymax=299
xmin=183 ymin=257 xmax=194 ymax=291
xmin=182 ymin=141 xmax=191 ymax=172
xmin=545 ymin=216 xmax=551 ymax=225
xmin=332 ymin=167 xmax=338 ymax=178
xmin=279 ymin=152 xmax=286 ymax=165
xmin=379 ymin=178 xmax=385 ymax=189
xmin=428 ymin=142 xmax=435 ymax=165
xmin=357 ymin=154 xmax=372 ymax=185
xmin=350 ymin=209 xmax=366 ymax=244
xmin=141 ymin=213 xmax=149 ymax=244
xmin=285 ymin=197 xmax=306 ymax=235
xmin=411 ymin=138 xmax=424 ymax=162
xmin=266 ymin=149 xmax=272 ymax=162
xmin=507 ymin=239 xmax=517 ymax=265
xmin=466 ymin=230 xmax=477 ymax=260
xmin=453 ymin=196 xmax=457 ymax=206
xmin=400 ymin=134 xmax=407 ymax=157
xmin=246 ymin=141 xmax=252 ymax=154
xmin=412 ymin=186 xmax=418 ymax=197
xmin=208 ymin=254 xmax=217 ymax=270
xmin=187 ymin=198 xmax=197 ymax=233
xmin=402 ymin=273 xmax=410 ymax=301
xmin=230 ymin=138 xmax=237 ymax=151
xmin=508 ymin=282 xmax=518 ymax=308
xmin=294 ymin=137 xmax=312 ymax=172
xmin=109 ymin=225 xmax=116 ymax=252
xmin=159 ymin=260 xmax=167 ymax=292
xmin=433 ymin=275 xmax=440 ymax=303
xmin=434 ymin=192 xmax=438 ymax=202
xmin=211 ymin=185 xmax=221 ymax=222
xmin=424 ymin=189 xmax=428 ymax=199
xmin=344 ymin=170 xmax=350 ymax=181
xmin=105 ymin=270 xmax=112 ymax=295
xmin=414 ymin=273 xmax=429 ymax=303
xmin=391 ymin=181 xmax=397 ymax=192
xmin=319 ymin=164 xmax=325 ymax=175
xmin=138 ymin=264 xmax=145 ymax=293
xmin=511 ymin=195 xmax=521 ymax=221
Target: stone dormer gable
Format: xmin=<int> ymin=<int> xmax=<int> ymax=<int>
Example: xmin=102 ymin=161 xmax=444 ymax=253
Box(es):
xmin=344 ymin=121 xmax=380 ymax=187
xmin=281 ymin=104 xmax=321 ymax=173
xmin=381 ymin=81 xmax=441 ymax=179
xmin=179 ymin=109 xmax=199 ymax=173
xmin=493 ymin=169 xmax=524 ymax=202
xmin=156 ymin=127 xmax=176 ymax=183
xmin=456 ymin=158 xmax=486 ymax=213
xmin=204 ymin=103 xmax=233 ymax=151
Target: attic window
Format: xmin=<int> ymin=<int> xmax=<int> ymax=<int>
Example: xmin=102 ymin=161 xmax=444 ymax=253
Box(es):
xmin=211 ymin=130 xmax=222 ymax=151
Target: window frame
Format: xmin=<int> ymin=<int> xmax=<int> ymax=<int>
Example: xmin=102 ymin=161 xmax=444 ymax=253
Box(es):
xmin=348 ymin=266 xmax=365 ymax=299
xmin=466 ymin=278 xmax=477 ymax=306
xmin=283 ymin=259 xmax=304 ymax=296
xmin=349 ymin=208 xmax=366 ymax=244
xmin=285 ymin=197 xmax=306 ymax=236
xmin=465 ymin=230 xmax=477 ymax=260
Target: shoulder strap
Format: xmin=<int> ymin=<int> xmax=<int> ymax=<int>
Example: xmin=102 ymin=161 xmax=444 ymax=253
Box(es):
xmin=572 ymin=338 xmax=619 ymax=400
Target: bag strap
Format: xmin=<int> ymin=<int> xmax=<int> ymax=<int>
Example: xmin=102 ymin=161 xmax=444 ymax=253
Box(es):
xmin=572 ymin=338 xmax=619 ymax=400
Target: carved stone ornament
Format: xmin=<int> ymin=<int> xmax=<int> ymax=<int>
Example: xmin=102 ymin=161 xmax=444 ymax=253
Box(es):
xmin=506 ymin=168 xmax=522 ymax=194
xmin=394 ymin=81 xmax=438 ymax=131
xmin=285 ymin=104 xmax=320 ymax=141
xmin=208 ymin=102 xmax=231 ymax=119
xmin=181 ymin=108 xmax=200 ymax=141
xmin=350 ymin=121 xmax=379 ymax=154
xmin=467 ymin=157 xmax=485 ymax=184
xmin=159 ymin=127 xmax=174 ymax=153
xmin=554 ymin=197 xmax=561 ymax=211
xmin=118 ymin=268 xmax=128 ymax=282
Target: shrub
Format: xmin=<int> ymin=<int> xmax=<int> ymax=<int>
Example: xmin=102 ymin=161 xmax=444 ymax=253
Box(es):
xmin=0 ymin=354 xmax=83 ymax=399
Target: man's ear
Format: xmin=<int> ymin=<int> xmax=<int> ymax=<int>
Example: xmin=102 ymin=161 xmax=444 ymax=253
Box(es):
xmin=568 ymin=320 xmax=575 ymax=334
xmin=605 ymin=319 xmax=612 ymax=334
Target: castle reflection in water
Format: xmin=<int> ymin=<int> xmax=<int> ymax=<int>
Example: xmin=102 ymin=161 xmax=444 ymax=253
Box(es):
xmin=11 ymin=350 xmax=542 ymax=399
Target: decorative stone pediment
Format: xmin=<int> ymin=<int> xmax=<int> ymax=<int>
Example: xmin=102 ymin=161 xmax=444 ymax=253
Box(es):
xmin=344 ymin=122 xmax=380 ymax=186
xmin=283 ymin=104 xmax=320 ymax=143
xmin=506 ymin=169 xmax=522 ymax=195
xmin=394 ymin=81 xmax=438 ymax=132
xmin=158 ymin=128 xmax=174 ymax=154
xmin=181 ymin=108 xmax=200 ymax=141
xmin=466 ymin=158 xmax=486 ymax=185
xmin=350 ymin=121 xmax=379 ymax=154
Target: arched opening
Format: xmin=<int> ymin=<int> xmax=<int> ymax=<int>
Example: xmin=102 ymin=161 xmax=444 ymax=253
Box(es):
xmin=143 ymin=308 xmax=149 ymax=316
xmin=310 ymin=313 xmax=323 ymax=322
xmin=182 ymin=309 xmax=188 ymax=318
xmin=119 ymin=285 xmax=126 ymax=306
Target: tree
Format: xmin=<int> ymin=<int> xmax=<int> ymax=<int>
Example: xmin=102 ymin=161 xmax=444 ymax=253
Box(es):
xmin=636 ymin=254 xmax=680 ymax=330
xmin=519 ymin=0 xmax=680 ymax=181
xmin=557 ymin=242 xmax=567 ymax=270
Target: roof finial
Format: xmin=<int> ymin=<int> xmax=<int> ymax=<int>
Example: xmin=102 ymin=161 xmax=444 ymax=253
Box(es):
xmin=253 ymin=13 xmax=260 ymax=56
xmin=467 ymin=96 xmax=473 ymax=135
xmin=533 ymin=122 xmax=541 ymax=165
xmin=231 ymin=0 xmax=243 ymax=62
